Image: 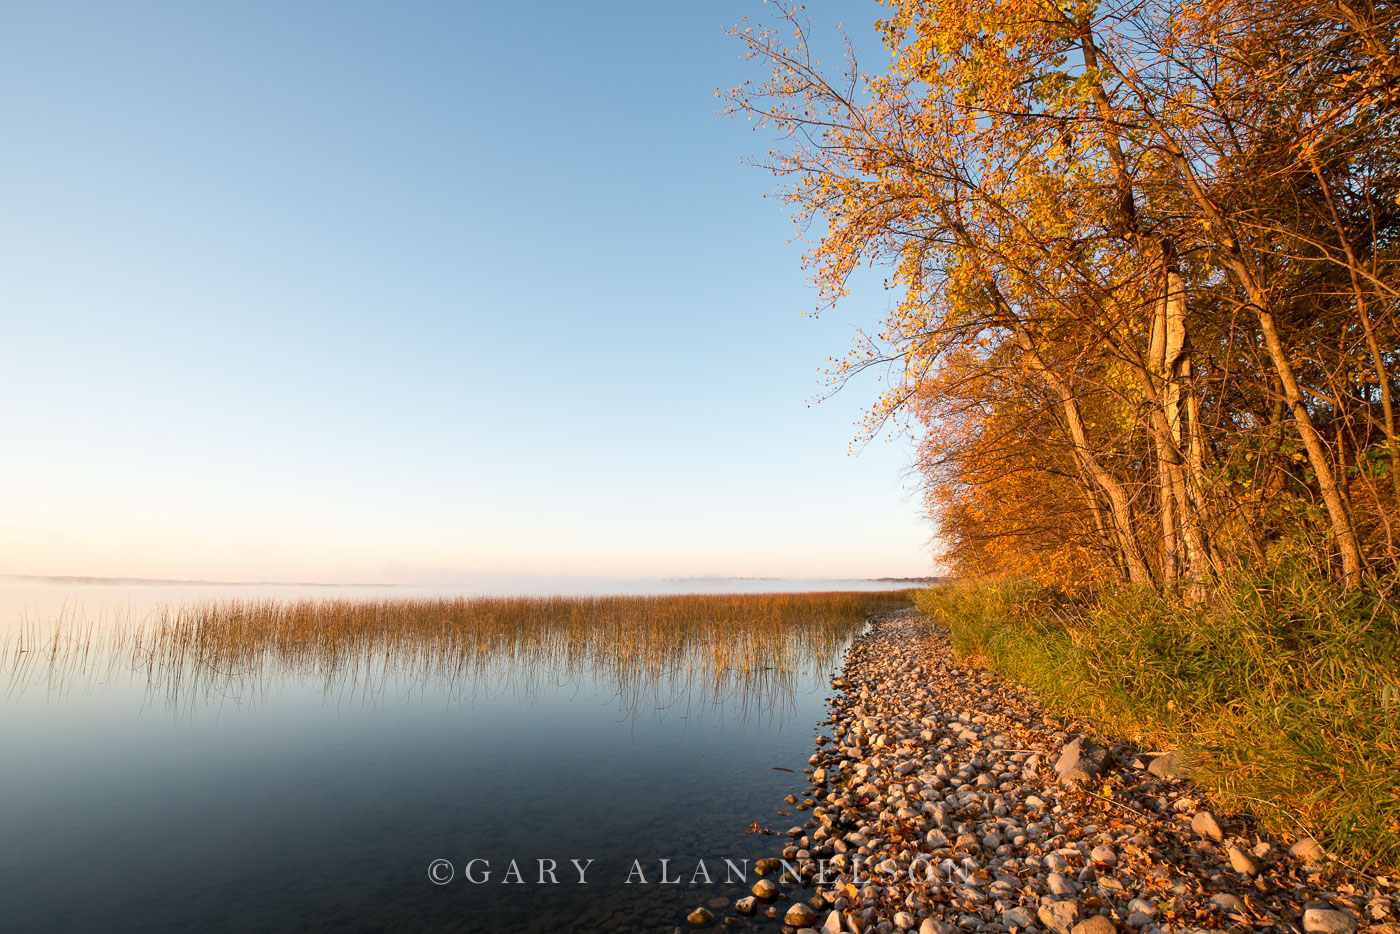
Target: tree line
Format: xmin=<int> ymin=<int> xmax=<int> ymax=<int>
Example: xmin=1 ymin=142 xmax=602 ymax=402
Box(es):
xmin=730 ymin=0 xmax=1399 ymax=598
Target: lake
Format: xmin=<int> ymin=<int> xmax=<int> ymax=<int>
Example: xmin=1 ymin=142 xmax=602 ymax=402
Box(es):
xmin=0 ymin=577 xmax=914 ymax=933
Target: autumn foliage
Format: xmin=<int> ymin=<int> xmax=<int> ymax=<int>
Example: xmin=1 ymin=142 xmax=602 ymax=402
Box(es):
xmin=729 ymin=0 xmax=1400 ymax=597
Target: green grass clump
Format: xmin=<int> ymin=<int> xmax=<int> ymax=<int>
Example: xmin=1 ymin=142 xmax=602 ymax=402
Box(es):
xmin=915 ymin=574 xmax=1400 ymax=874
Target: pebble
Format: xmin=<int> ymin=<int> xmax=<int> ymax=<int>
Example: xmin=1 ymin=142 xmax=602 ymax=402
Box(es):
xmin=1191 ymin=810 xmax=1224 ymax=841
xmin=729 ymin=611 xmax=1400 ymax=934
xmin=1055 ymin=738 xmax=1109 ymax=784
xmin=1038 ymin=900 xmax=1080 ymax=934
xmin=1125 ymin=898 xmax=1155 ymax=918
xmin=1071 ymin=918 xmax=1116 ymax=934
xmin=1228 ymin=844 xmax=1263 ymax=876
xmin=1003 ymin=907 xmax=1033 ymax=928
xmin=1210 ymin=892 xmax=1248 ymax=914
xmin=1089 ymin=845 xmax=1118 ymax=866
xmin=1147 ymin=750 xmax=1186 ymax=777
xmin=1292 ymin=837 xmax=1327 ymax=863
xmin=1303 ymin=908 xmax=1359 ymax=934
xmin=686 ymin=906 xmax=714 ymax=925
xmin=785 ymin=903 xmax=817 ymax=927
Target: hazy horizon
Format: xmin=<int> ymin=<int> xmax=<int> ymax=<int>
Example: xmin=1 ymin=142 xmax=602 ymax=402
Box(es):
xmin=4 ymin=571 xmax=941 ymax=587
xmin=0 ymin=573 xmax=928 ymax=634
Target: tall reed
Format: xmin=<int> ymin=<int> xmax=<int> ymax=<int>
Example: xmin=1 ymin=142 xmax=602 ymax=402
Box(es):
xmin=4 ymin=591 xmax=911 ymax=719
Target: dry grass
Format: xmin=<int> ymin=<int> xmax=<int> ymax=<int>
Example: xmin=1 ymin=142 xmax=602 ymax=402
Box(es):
xmin=4 ymin=591 xmax=911 ymax=716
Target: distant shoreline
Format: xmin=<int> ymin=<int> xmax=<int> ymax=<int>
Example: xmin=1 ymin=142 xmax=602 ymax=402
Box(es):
xmin=2 ymin=573 xmax=394 ymax=588
xmin=4 ymin=573 xmax=947 ymax=589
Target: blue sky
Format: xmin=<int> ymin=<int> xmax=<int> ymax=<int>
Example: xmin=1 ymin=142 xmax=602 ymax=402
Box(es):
xmin=0 ymin=0 xmax=935 ymax=584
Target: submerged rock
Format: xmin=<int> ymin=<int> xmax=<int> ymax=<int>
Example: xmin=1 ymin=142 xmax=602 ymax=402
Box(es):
xmin=686 ymin=906 xmax=714 ymax=925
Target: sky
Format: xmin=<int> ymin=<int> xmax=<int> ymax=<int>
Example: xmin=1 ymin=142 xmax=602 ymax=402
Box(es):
xmin=0 ymin=0 xmax=937 ymax=585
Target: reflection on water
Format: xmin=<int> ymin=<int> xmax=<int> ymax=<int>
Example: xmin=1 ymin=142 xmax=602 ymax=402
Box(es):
xmin=3 ymin=591 xmax=892 ymax=721
xmin=0 ymin=575 xmax=917 ymax=632
xmin=0 ymin=580 xmax=909 ymax=933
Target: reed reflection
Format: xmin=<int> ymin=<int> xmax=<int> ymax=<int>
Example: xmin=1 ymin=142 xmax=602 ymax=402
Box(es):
xmin=3 ymin=592 xmax=909 ymax=723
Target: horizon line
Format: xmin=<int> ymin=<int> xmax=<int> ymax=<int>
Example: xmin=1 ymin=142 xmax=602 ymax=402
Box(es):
xmin=3 ymin=572 xmax=943 ymax=588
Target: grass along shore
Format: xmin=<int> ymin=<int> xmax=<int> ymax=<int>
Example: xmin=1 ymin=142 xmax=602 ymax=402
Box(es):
xmin=915 ymin=576 xmax=1400 ymax=876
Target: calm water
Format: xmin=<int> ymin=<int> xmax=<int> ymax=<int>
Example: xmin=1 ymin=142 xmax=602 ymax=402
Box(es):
xmin=0 ymin=578 xmax=907 ymax=933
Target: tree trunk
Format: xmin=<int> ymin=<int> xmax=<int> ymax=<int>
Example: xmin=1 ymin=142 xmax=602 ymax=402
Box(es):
xmin=1012 ymin=324 xmax=1155 ymax=586
xmin=1078 ymin=27 xmax=1368 ymax=586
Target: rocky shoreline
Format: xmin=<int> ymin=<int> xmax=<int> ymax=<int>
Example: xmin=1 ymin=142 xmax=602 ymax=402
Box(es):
xmin=704 ymin=609 xmax=1400 ymax=934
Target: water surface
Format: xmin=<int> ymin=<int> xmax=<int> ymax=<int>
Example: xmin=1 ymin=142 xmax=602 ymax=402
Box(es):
xmin=0 ymin=578 xmax=903 ymax=932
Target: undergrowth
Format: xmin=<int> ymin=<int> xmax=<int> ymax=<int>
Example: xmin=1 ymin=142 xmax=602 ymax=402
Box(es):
xmin=915 ymin=572 xmax=1400 ymax=875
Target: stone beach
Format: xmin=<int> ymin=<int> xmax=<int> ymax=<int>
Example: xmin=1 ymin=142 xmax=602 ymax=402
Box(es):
xmin=698 ymin=609 xmax=1400 ymax=934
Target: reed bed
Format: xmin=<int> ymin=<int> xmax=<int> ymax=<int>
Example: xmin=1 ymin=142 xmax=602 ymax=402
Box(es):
xmin=3 ymin=591 xmax=911 ymax=720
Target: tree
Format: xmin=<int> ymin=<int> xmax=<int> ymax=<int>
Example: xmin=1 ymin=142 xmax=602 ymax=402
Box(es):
xmin=727 ymin=0 xmax=1400 ymax=591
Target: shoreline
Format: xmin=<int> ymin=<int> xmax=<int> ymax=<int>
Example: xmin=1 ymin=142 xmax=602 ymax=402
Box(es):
xmin=728 ymin=609 xmax=1398 ymax=934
